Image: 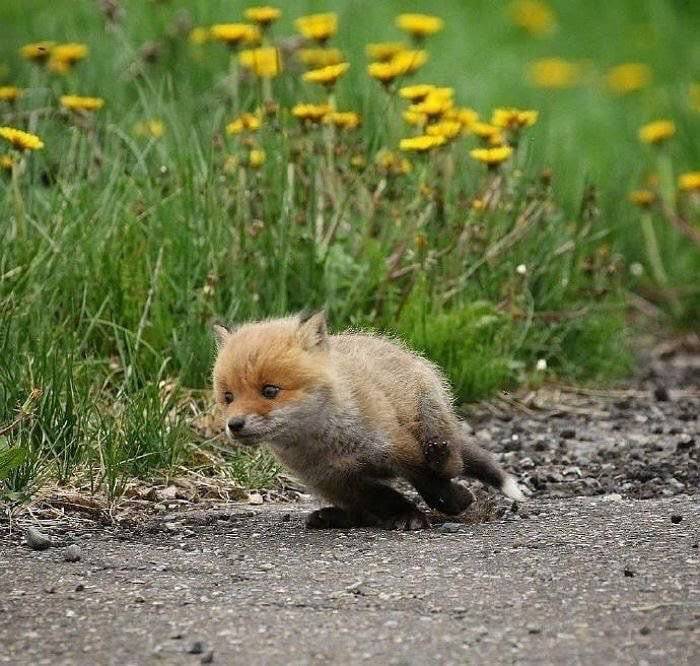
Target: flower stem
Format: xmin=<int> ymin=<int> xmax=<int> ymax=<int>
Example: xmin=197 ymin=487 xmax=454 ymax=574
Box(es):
xmin=10 ymin=154 xmax=26 ymax=240
xmin=641 ymin=212 xmax=681 ymax=315
xmin=656 ymin=152 xmax=675 ymax=211
xmin=230 ymin=54 xmax=241 ymax=111
xmin=640 ymin=213 xmax=667 ymax=284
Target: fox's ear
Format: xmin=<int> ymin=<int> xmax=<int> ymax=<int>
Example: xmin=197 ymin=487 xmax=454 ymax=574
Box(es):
xmin=212 ymin=323 xmax=232 ymax=349
xmin=297 ymin=309 xmax=328 ymax=351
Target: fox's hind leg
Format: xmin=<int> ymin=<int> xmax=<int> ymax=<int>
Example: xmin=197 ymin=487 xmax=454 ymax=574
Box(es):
xmin=409 ymin=437 xmax=475 ymax=515
xmin=416 ymin=396 xmax=526 ymax=502
xmin=413 ymin=396 xmax=467 ymax=479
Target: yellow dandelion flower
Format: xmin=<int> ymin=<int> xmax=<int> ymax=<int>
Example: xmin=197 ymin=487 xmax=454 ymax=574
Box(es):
xmin=528 ymin=58 xmax=580 ymax=89
xmin=302 ymin=62 xmax=349 ymax=87
xmin=433 ymin=87 xmax=455 ymax=98
xmin=450 ymin=107 xmax=480 ymax=129
xmin=297 ymin=48 xmax=344 ymax=69
xmin=239 ymin=47 xmax=282 ymax=78
xmin=425 ymin=120 xmax=462 ymax=141
xmin=49 ymin=42 xmax=88 ymax=72
xmin=690 ymin=83 xmax=700 ymax=113
xmin=134 ymin=119 xmax=166 ymax=139
xmin=403 ymin=109 xmax=428 ymax=127
xmin=508 ymin=0 xmax=556 ymax=37
xmin=391 ymin=50 xmax=428 ymax=74
xmin=295 ymin=13 xmax=338 ymax=43
xmin=678 ymin=172 xmax=700 ymax=193
xmin=471 ymin=198 xmax=486 ymax=211
xmin=472 ymin=122 xmax=503 ymax=139
xmin=410 ymin=91 xmax=453 ymax=119
xmin=396 ymin=14 xmax=444 ymax=39
xmin=210 ymin=23 xmax=261 ymax=48
xmin=292 ymin=103 xmax=332 ymax=123
xmin=0 ymin=154 xmax=14 ymax=171
xmin=366 ymin=42 xmax=407 ymax=62
xmin=20 ymin=41 xmax=55 ymax=63
xmin=226 ymin=112 xmax=262 ymax=135
xmin=248 ymin=149 xmax=266 ymax=169
xmin=60 ymin=95 xmax=105 ymax=112
xmin=399 ymin=84 xmax=436 ymax=102
xmin=189 ymin=27 xmax=209 ymax=46
xmin=0 ymin=86 xmax=23 ymax=103
xmin=639 ymin=120 xmax=675 ymax=145
xmin=470 ymin=145 xmax=514 ymax=166
xmin=368 ymin=50 xmax=428 ymax=85
xmin=492 ymin=108 xmax=539 ymax=130
xmin=0 ymin=126 xmax=44 ymax=151
xmin=471 ymin=123 xmax=506 ymax=146
xmin=324 ymin=111 xmax=361 ymax=130
xmin=376 ymin=149 xmax=412 ymax=175
xmin=368 ymin=61 xmax=400 ymax=85
xmin=244 ymin=6 xmax=282 ymax=26
xmin=399 ymin=134 xmax=446 ymax=152
xmin=52 ymin=43 xmax=88 ymax=63
xmin=628 ymin=190 xmax=656 ymax=207
xmin=606 ymin=63 xmax=651 ymax=95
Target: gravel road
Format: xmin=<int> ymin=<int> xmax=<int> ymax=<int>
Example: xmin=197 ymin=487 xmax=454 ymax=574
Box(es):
xmin=1 ymin=339 xmax=698 ymax=665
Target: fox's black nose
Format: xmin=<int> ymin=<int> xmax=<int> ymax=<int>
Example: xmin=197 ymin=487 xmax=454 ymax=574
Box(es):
xmin=228 ymin=416 xmax=246 ymax=433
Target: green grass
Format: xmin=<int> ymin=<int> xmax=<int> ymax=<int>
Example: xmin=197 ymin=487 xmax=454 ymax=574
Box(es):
xmin=0 ymin=0 xmax=697 ymax=499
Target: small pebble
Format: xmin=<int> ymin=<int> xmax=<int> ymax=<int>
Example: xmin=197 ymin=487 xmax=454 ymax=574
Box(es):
xmin=640 ymin=626 xmax=652 ymax=636
xmin=527 ymin=624 xmax=541 ymax=634
xmin=560 ymin=428 xmax=576 ymax=440
xmin=64 ymin=545 xmax=82 ymax=562
xmin=75 ymin=584 xmax=85 ymax=592
xmin=670 ymin=515 xmax=683 ymax=524
xmin=25 ymin=527 xmax=52 ymax=551
xmin=247 ymin=492 xmax=264 ymax=505
xmin=623 ymin=568 xmax=635 ymax=578
xmin=188 ymin=641 xmax=206 ymax=655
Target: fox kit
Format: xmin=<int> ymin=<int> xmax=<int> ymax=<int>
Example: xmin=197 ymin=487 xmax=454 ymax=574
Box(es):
xmin=212 ymin=311 xmax=525 ymax=530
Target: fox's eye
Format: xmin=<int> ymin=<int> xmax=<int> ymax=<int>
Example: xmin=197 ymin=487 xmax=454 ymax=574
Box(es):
xmin=223 ymin=391 xmax=234 ymax=404
xmin=261 ymin=384 xmax=280 ymax=399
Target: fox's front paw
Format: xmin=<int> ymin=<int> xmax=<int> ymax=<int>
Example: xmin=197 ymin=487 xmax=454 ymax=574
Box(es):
xmin=305 ymin=507 xmax=356 ymax=529
xmin=383 ymin=508 xmax=431 ymax=531
xmin=423 ymin=438 xmax=450 ymax=469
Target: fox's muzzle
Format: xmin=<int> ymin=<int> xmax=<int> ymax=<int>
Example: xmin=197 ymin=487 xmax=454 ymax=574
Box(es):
xmin=228 ymin=416 xmax=246 ymax=434
xmin=226 ymin=416 xmax=265 ymax=446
